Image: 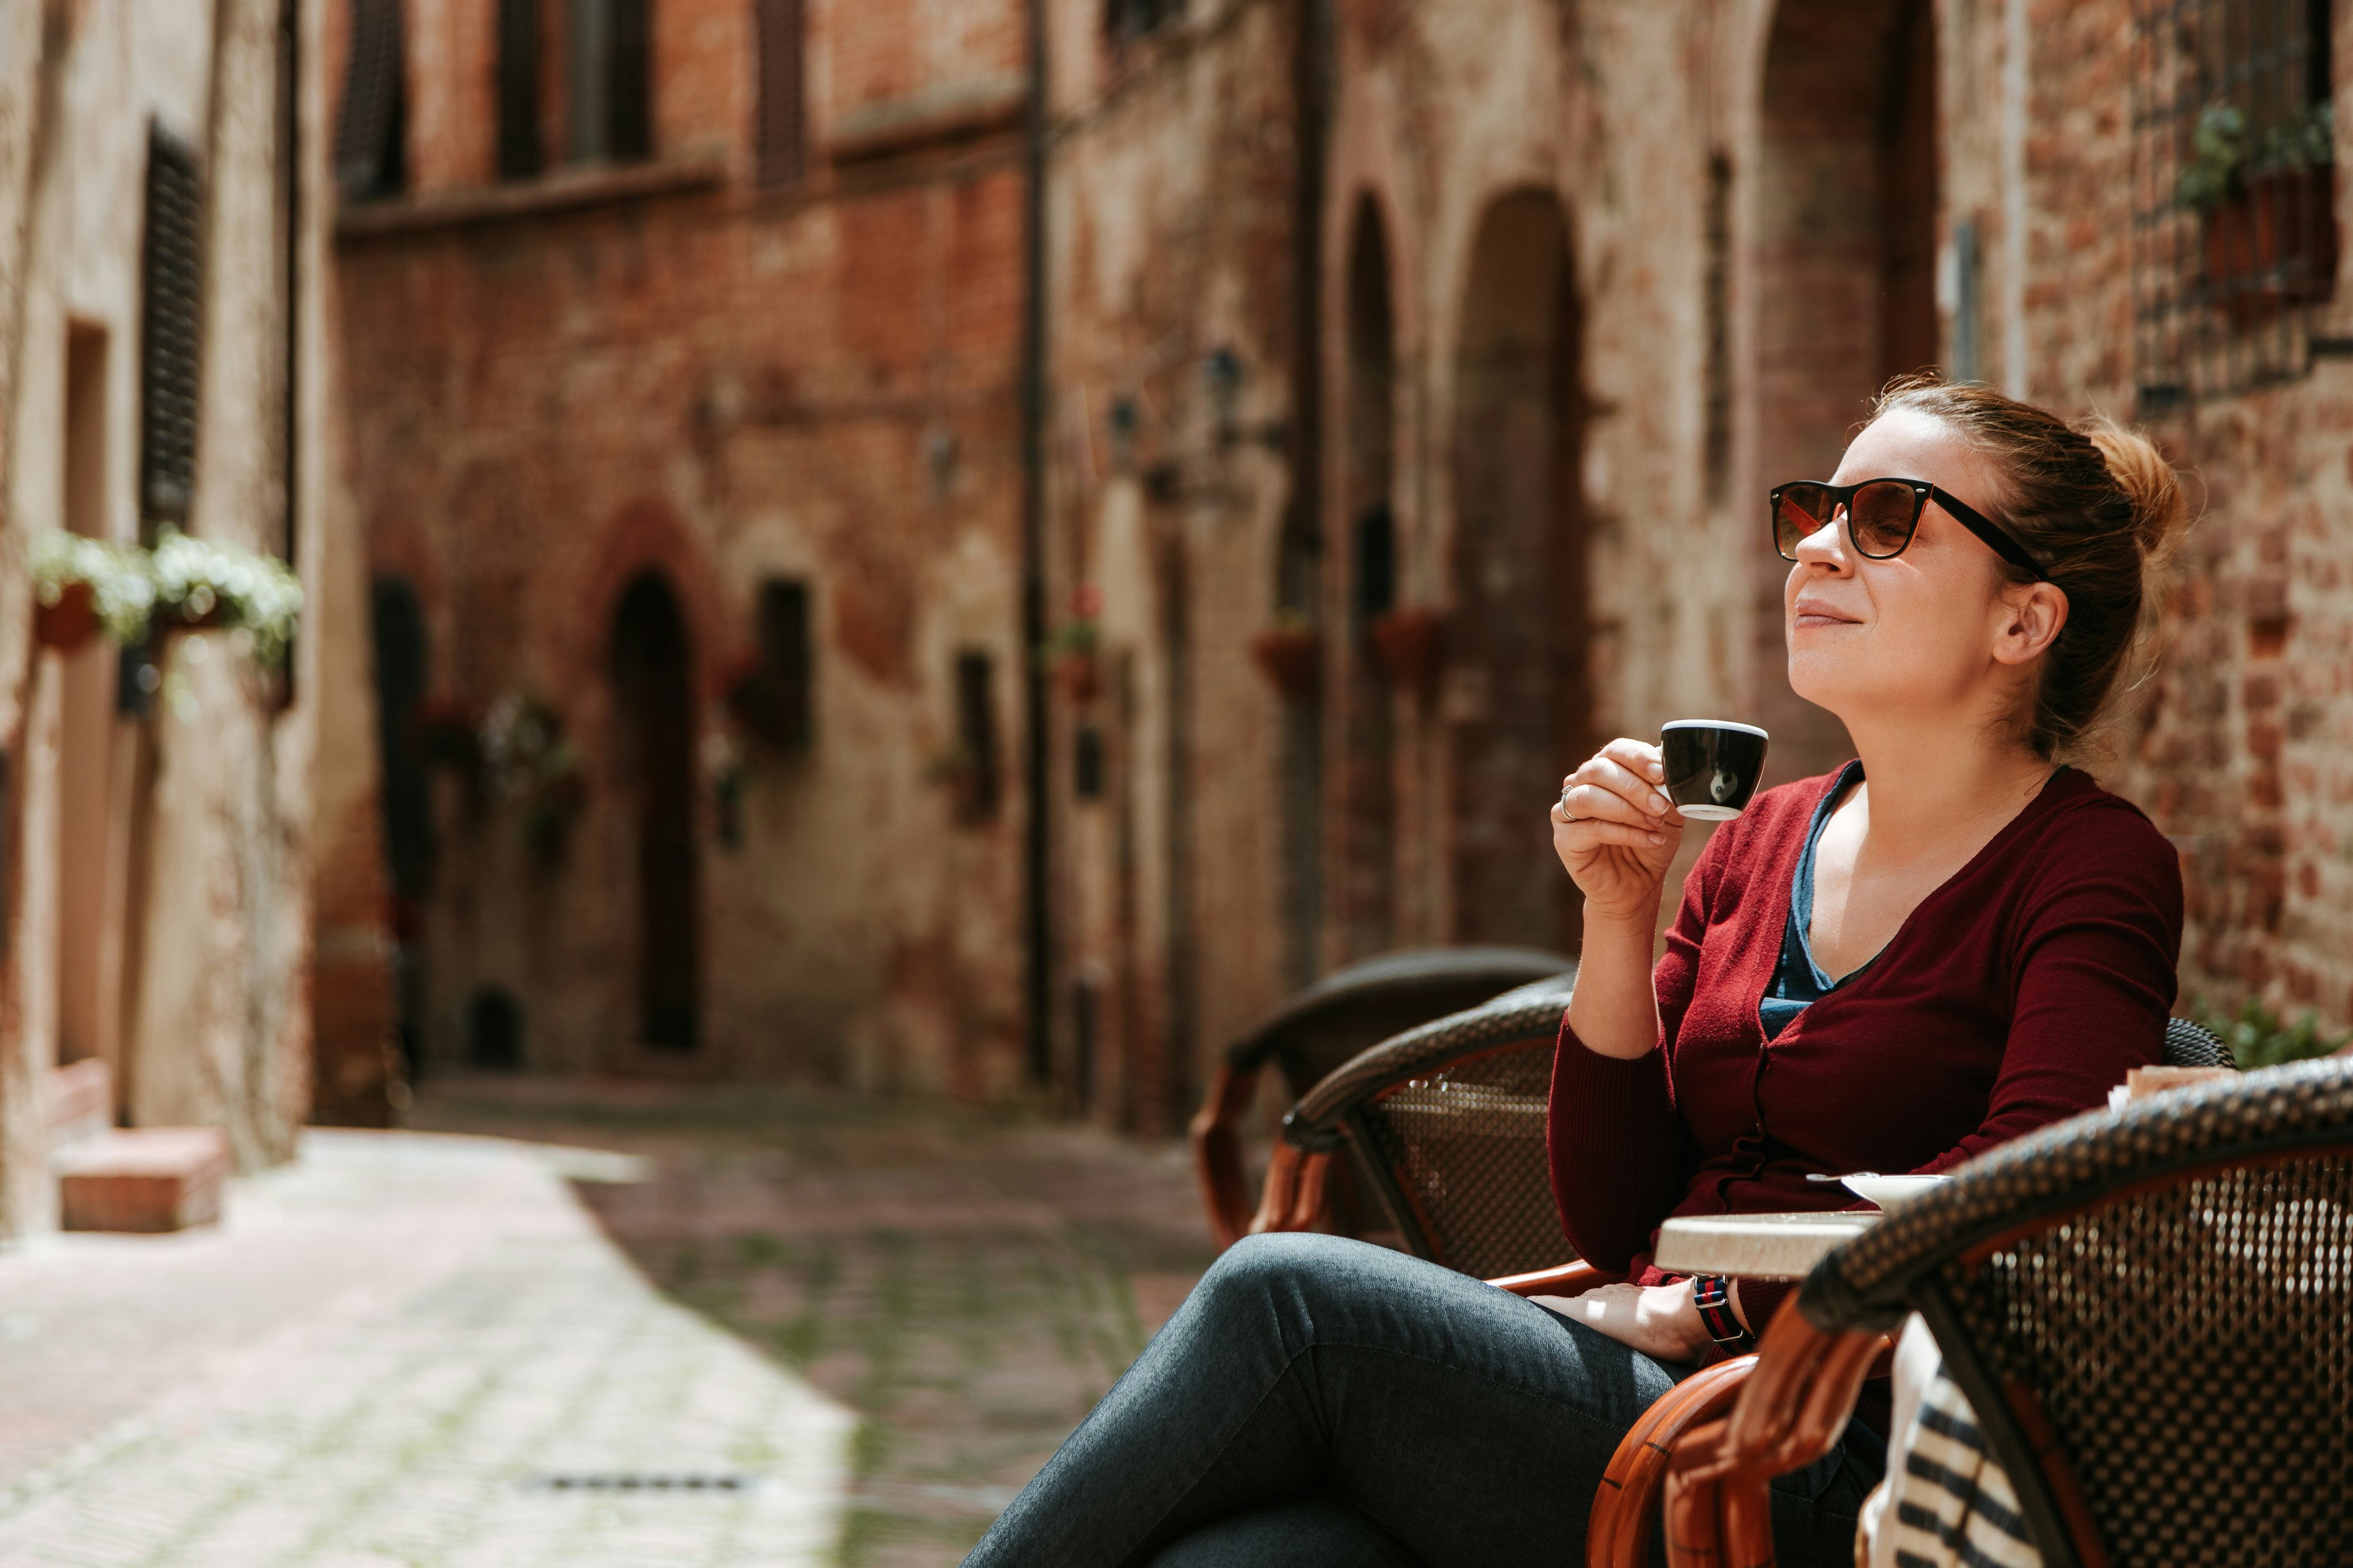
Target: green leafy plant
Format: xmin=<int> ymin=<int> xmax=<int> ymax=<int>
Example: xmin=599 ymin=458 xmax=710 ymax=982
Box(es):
xmin=2176 ymin=99 xmax=2336 ymax=212
xmin=2189 ymin=995 xmax=2350 ymax=1069
xmin=480 ymin=692 xmax=584 ymax=864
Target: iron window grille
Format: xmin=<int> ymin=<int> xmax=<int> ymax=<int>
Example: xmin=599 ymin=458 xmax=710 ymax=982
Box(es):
xmin=2133 ymin=0 xmax=2342 ymax=411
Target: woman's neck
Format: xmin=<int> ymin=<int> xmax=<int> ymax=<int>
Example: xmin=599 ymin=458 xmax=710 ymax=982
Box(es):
xmin=1839 ymin=716 xmax=2054 ymax=856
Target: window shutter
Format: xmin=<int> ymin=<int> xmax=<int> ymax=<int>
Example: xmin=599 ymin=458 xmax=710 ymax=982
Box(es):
xmin=754 ymin=0 xmax=804 ymax=186
xmin=141 ymin=124 xmax=203 ymax=533
xmin=497 ymin=0 xmax=543 ymax=180
xmin=334 ymin=0 xmax=405 ymax=198
xmin=608 ymin=0 xmax=653 ymax=161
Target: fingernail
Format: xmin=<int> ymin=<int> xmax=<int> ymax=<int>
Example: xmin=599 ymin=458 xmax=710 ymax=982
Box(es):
xmin=1647 ymin=833 xmax=1664 ymax=844
xmin=1652 ymin=794 xmax=1672 ymax=813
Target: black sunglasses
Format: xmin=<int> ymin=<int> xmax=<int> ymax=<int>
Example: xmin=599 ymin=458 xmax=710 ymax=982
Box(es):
xmin=1770 ymin=478 xmax=2047 ymax=580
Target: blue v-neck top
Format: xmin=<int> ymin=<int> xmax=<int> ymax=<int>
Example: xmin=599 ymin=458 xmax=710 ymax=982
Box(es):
xmin=1757 ymin=760 xmax=1868 ymax=1042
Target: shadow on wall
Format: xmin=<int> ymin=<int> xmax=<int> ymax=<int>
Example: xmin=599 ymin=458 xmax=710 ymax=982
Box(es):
xmin=468 ymin=987 xmax=525 ymax=1071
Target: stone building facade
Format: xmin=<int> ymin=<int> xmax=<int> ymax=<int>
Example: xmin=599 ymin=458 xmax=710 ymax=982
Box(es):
xmin=331 ymin=0 xmax=1034 ymax=1093
xmin=0 ymin=0 xmax=370 ymax=1239
xmin=337 ymin=0 xmax=2353 ymax=1121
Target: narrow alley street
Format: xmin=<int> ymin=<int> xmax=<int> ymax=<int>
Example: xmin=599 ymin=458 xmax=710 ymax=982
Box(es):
xmin=0 ymin=1080 xmax=1216 ymax=1567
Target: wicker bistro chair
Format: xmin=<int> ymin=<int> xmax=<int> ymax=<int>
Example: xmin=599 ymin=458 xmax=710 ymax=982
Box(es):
xmin=1250 ymin=1010 xmax=2238 ymax=1568
xmin=1191 ymin=946 xmax=1573 ymax=1248
xmin=1664 ymin=1052 xmax=2350 ymax=1568
xmin=1250 ymin=971 xmax=1579 ymax=1278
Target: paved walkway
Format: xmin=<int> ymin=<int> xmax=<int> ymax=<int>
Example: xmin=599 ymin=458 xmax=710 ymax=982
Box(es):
xmin=0 ymin=1080 xmax=1218 ymax=1567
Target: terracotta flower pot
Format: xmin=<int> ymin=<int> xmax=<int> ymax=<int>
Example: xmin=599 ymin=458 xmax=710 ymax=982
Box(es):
xmin=2203 ymin=165 xmax=2339 ymax=324
xmin=1056 ymin=648 xmax=1102 ymax=705
xmin=34 ymin=580 xmax=100 ymax=653
xmin=1250 ymin=626 xmax=1322 ymax=703
xmin=1369 ymin=606 xmax=1446 ymax=696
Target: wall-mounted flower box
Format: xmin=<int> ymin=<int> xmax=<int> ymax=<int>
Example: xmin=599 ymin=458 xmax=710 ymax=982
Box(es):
xmin=1369 ymin=606 xmax=1446 ymax=696
xmin=1250 ymin=618 xmax=1322 ymax=703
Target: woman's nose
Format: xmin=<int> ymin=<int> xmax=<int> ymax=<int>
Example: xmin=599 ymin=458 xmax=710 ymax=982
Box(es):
xmin=1792 ymin=511 xmax=1848 ymax=569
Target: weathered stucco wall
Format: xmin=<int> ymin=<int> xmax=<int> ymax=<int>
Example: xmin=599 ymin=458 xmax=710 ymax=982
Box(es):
xmin=0 ymin=0 xmax=349 ymax=1236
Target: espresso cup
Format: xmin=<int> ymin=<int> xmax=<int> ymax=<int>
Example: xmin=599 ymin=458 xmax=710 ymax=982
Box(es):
xmin=1660 ymin=721 xmax=1769 ymax=821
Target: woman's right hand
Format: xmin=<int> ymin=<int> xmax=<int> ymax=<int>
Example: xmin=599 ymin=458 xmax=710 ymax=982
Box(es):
xmin=1551 ymin=739 xmax=1685 ymax=926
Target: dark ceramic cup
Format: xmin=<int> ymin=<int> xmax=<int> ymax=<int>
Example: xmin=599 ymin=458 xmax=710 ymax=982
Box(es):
xmin=1660 ymin=721 xmax=1770 ymax=821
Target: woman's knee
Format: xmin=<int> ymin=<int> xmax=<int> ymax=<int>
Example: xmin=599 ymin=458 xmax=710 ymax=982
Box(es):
xmin=1187 ymin=1233 xmax=1415 ymax=1337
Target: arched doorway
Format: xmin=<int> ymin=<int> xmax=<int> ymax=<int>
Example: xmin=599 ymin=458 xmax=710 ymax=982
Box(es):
xmin=1339 ymin=194 xmax=1397 ymax=959
xmin=611 ymin=572 xmax=700 ymax=1053
xmin=1753 ymin=0 xmax=1938 ymax=780
xmin=1450 ymin=191 xmax=1588 ymax=951
xmin=370 ymin=577 xmax=432 ymax=1079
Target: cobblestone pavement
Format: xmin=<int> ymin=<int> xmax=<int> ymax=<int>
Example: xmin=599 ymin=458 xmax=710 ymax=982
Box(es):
xmin=0 ymin=1080 xmax=1219 ymax=1568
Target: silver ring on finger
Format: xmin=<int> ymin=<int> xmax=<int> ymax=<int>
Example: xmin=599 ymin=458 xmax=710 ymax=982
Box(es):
xmin=1558 ymin=786 xmax=1580 ymax=822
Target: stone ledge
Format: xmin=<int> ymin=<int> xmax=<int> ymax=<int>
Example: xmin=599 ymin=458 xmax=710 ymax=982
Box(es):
xmin=336 ymin=155 xmax=729 ymax=239
xmin=57 ymin=1127 xmax=230 ymax=1233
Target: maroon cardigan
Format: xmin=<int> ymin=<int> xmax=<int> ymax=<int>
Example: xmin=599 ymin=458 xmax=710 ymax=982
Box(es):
xmin=1546 ymin=764 xmax=2184 ymax=1332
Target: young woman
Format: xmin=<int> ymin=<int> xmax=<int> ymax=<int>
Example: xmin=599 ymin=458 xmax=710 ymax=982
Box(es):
xmin=962 ymin=379 xmax=2189 ymax=1568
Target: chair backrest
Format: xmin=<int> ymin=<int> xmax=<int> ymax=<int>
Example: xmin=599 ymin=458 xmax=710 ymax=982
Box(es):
xmin=1224 ymin=946 xmax=1573 ymax=1101
xmin=2162 ymin=1014 xmax=2234 ymax=1068
xmin=1283 ymin=973 xmax=1577 ymax=1279
xmin=1801 ymin=1057 xmax=2353 ymax=1568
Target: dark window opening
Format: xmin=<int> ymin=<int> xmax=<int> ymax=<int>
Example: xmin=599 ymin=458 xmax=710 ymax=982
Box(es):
xmin=952 ymin=651 xmax=1000 ymax=824
xmin=141 ymin=123 xmax=202 ymax=537
xmin=1074 ymin=723 xmax=1106 ymax=800
xmin=334 ymin=0 xmax=407 ymax=200
xmin=1351 ymin=504 xmax=1395 ymax=634
xmin=754 ymin=0 xmax=805 ymax=187
xmin=2134 ymin=0 xmax=2339 ymax=407
xmin=371 ymin=578 xmax=433 ymax=1085
xmin=754 ymin=578 xmax=814 ymax=749
xmin=613 ymin=573 xmax=701 ymax=1053
xmin=467 ymin=988 xmax=526 ymax=1070
xmin=497 ymin=0 xmax=545 ymax=180
xmin=564 ymin=0 xmax=653 ymax=164
xmin=1702 ymin=152 xmax=1733 ymax=503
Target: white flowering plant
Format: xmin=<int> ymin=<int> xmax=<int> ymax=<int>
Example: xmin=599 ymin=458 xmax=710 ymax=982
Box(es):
xmin=29 ymin=528 xmax=303 ymax=665
xmin=147 ymin=529 xmax=304 ymax=665
xmin=31 ymin=530 xmax=156 ymax=643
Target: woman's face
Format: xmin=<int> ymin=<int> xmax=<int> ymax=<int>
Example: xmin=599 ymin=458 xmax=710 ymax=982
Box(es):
xmin=1783 ymin=409 xmax=2054 ymax=730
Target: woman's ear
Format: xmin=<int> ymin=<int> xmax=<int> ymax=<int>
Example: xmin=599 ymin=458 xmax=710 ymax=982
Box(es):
xmin=1993 ymin=581 xmax=2069 ymax=667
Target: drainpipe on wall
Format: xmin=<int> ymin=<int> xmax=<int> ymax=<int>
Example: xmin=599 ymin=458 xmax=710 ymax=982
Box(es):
xmin=1278 ymin=0 xmax=1331 ymax=991
xmin=1020 ymin=0 xmax=1052 ymax=1087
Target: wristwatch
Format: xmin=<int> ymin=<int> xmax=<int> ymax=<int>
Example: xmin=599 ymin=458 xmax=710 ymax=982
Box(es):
xmin=1692 ymin=1276 xmax=1755 ymax=1353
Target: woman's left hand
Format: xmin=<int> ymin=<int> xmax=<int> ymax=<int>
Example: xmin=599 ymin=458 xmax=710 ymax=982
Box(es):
xmin=1533 ymin=1280 xmax=1716 ymax=1363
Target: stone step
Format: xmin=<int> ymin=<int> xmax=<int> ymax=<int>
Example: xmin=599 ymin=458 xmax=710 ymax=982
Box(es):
xmin=47 ymin=1059 xmax=115 ymax=1148
xmin=55 ymin=1127 xmax=231 ymax=1233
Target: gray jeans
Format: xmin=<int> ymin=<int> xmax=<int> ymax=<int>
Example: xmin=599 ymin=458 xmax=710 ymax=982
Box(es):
xmin=963 ymin=1232 xmax=1882 ymax=1568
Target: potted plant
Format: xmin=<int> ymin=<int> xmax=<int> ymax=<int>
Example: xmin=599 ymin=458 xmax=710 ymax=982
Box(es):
xmin=480 ymin=691 xmax=584 ymax=867
xmin=146 ymin=530 xmax=304 ymax=665
xmin=31 ymin=531 xmax=156 ymax=653
xmin=1037 ymin=615 xmax=1103 ymax=704
xmin=1368 ymin=605 xmax=1446 ymax=696
xmin=1250 ymin=609 xmax=1322 ymax=702
xmin=2178 ymin=99 xmax=2338 ymax=321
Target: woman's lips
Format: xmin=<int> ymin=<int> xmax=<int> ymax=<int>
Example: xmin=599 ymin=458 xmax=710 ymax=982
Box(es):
xmin=1791 ymin=600 xmax=1860 ymax=629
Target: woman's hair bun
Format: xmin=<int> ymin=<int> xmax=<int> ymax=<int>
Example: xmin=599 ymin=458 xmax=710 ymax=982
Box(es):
xmin=2080 ymin=418 xmax=2190 ymax=569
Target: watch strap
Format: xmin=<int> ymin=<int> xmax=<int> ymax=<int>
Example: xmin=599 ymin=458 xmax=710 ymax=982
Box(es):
xmin=1692 ymin=1275 xmax=1755 ymax=1352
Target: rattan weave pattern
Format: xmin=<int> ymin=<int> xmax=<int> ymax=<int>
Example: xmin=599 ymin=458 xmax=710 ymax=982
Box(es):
xmin=1353 ymin=1041 xmax=1572 ymax=1279
xmin=1807 ymin=1059 xmax=2353 ymax=1317
xmin=1284 ymin=974 xmax=1576 ymax=1147
xmin=1945 ymin=1155 xmax=2353 ymax=1566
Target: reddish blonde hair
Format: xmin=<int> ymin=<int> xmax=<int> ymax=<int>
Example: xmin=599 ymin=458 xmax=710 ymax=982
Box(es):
xmin=1871 ymin=375 xmax=2191 ymax=759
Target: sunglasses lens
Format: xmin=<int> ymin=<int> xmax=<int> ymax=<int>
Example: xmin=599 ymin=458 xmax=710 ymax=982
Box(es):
xmin=1849 ymin=482 xmax=1919 ymax=556
xmin=1774 ymin=485 xmax=1832 ymax=559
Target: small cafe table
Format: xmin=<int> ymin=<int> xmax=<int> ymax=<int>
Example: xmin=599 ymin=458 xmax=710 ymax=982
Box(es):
xmin=1652 ymin=1211 xmax=1880 ymax=1280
